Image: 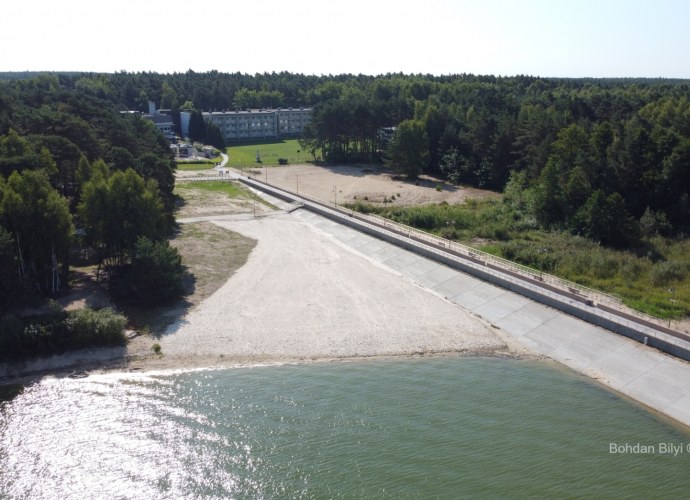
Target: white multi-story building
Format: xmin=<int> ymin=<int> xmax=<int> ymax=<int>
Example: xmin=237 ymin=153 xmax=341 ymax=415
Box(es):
xmin=277 ymin=108 xmax=311 ymax=137
xmin=203 ymin=108 xmax=311 ymax=142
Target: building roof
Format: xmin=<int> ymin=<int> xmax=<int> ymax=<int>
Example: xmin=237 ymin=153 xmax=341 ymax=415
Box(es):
xmin=203 ymin=108 xmax=311 ymax=115
xmin=145 ymin=114 xmax=174 ymax=124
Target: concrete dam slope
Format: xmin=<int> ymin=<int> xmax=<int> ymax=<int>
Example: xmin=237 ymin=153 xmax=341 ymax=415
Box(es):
xmin=241 ymin=175 xmax=690 ymax=428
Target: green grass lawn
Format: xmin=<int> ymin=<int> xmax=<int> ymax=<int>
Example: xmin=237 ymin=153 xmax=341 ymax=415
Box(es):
xmin=225 ymin=139 xmax=309 ymax=168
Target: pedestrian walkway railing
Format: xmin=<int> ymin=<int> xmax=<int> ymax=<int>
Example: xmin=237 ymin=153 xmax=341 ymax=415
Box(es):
xmin=176 ymin=173 xmax=232 ymax=182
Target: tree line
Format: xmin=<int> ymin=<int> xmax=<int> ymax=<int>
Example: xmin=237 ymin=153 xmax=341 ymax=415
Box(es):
xmin=0 ymin=75 xmax=181 ymax=321
xmin=298 ymin=75 xmax=690 ymax=245
xmin=2 ymin=71 xmax=689 ymax=256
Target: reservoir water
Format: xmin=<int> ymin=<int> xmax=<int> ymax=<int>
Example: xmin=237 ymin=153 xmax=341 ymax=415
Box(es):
xmin=1 ymin=357 xmax=689 ymax=498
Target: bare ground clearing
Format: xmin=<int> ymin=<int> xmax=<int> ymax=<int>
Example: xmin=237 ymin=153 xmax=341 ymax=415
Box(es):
xmin=237 ymin=164 xmax=500 ymax=206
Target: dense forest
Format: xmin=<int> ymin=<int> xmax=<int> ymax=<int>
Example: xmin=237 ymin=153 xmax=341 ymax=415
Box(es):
xmin=4 ymin=70 xmax=686 ymax=244
xmin=0 ymin=74 xmax=181 ymax=359
xmin=1 ymin=71 xmax=689 ymax=356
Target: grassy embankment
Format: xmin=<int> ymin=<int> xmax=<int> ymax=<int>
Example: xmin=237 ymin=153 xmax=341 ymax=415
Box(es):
xmin=346 ymin=198 xmax=690 ymax=320
xmin=175 ymin=139 xmax=311 ymax=171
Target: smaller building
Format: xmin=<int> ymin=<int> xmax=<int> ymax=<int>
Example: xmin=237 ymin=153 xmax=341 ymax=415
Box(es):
xmin=171 ymin=143 xmax=196 ymax=158
xmin=144 ymin=101 xmax=177 ymax=141
xmin=178 ymin=143 xmax=196 ymax=157
xmin=147 ymin=114 xmax=175 ymax=140
xmin=202 ymin=146 xmax=218 ymax=158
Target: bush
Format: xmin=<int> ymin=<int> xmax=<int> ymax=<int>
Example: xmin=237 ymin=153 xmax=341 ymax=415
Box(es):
xmin=0 ymin=307 xmax=127 ymax=362
xmin=277 ymin=158 xmax=288 ymax=165
xmin=404 ymin=209 xmax=437 ymax=229
xmin=65 ymin=307 xmax=127 ymax=347
xmin=440 ymin=227 xmax=459 ymax=240
xmin=477 ymin=223 xmax=510 ymax=241
xmin=639 ymin=208 xmax=672 ymax=237
xmin=345 ymin=200 xmax=378 ymax=214
xmin=499 ymin=241 xmax=560 ymax=272
xmin=621 ymin=259 xmax=644 ymax=284
xmin=590 ymin=253 xmax=619 ymax=280
xmin=650 ymin=261 xmax=687 ymax=286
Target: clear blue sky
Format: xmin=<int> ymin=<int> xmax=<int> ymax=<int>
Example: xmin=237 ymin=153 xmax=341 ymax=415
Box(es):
xmin=4 ymin=0 xmax=689 ymax=78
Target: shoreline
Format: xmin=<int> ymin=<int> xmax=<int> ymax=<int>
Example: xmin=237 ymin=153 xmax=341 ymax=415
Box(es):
xmin=5 ymin=345 xmax=688 ymax=436
xmin=4 ymin=201 xmax=690 ymax=433
xmin=0 ymin=346 xmax=536 ymax=387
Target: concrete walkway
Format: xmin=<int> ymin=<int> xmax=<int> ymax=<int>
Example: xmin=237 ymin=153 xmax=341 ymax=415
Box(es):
xmin=286 ymin=207 xmax=690 ymax=429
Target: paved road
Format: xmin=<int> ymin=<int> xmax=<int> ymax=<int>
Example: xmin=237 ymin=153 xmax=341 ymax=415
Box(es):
xmin=214 ymin=153 xmax=229 ymax=173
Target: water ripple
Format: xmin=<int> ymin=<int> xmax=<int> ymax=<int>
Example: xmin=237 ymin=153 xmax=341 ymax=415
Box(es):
xmin=2 ymin=358 xmax=690 ymax=498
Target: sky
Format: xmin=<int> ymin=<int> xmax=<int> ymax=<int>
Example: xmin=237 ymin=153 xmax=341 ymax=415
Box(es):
xmin=3 ymin=0 xmax=689 ymax=78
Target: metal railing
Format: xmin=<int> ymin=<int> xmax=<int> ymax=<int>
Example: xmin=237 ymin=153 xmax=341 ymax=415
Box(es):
xmin=176 ymin=173 xmax=233 ymax=182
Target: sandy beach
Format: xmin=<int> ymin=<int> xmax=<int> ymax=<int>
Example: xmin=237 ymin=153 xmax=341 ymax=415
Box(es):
xmin=123 ymin=211 xmax=515 ymax=371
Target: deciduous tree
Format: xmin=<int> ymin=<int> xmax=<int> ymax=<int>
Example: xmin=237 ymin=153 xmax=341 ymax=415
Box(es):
xmin=79 ymin=168 xmax=165 ymax=278
xmin=0 ymin=170 xmax=73 ymax=293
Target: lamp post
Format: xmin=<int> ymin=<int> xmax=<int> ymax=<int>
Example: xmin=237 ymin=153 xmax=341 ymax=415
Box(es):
xmin=297 ymin=149 xmax=301 ymax=165
xmin=296 ymin=175 xmax=299 ymax=196
xmin=446 ymin=220 xmax=455 ymax=248
xmin=668 ymin=288 xmax=677 ymax=328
